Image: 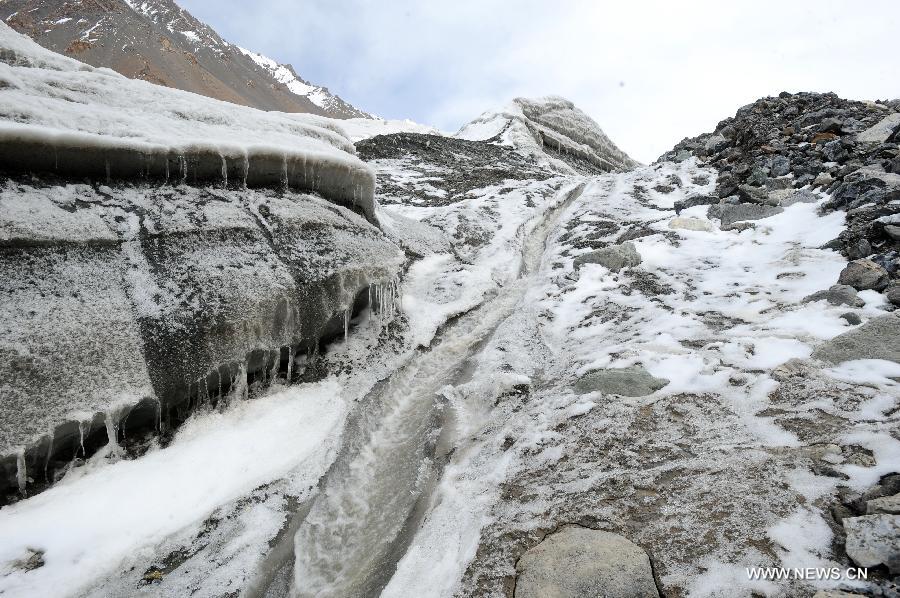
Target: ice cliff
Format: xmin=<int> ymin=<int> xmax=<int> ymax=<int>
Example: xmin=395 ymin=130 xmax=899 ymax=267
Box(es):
xmin=0 ymin=23 xmax=403 ymax=502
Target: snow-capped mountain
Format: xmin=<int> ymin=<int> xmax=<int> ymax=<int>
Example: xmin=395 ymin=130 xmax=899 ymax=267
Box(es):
xmin=1 ymin=0 xmax=370 ymax=118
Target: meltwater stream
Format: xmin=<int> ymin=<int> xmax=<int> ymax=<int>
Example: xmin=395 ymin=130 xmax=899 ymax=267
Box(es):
xmin=275 ymin=183 xmax=585 ymax=598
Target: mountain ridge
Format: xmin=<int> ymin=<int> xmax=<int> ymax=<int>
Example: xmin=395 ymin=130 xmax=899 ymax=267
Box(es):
xmin=1 ymin=0 xmax=370 ymax=118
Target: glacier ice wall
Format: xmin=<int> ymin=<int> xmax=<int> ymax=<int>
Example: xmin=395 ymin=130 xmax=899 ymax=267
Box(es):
xmin=0 ymin=22 xmax=405 ymax=501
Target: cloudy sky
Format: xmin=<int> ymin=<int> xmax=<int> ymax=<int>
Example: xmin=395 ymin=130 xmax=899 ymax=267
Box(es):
xmin=178 ymin=0 xmax=899 ymax=163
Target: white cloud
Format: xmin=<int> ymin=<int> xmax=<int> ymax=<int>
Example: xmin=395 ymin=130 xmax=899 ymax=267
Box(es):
xmin=179 ymin=0 xmax=900 ymax=162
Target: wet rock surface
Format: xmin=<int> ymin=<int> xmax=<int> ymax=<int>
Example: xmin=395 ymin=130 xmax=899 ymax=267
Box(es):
xmin=514 ymin=526 xmax=659 ymax=598
xmin=574 ymin=366 xmax=669 ymax=397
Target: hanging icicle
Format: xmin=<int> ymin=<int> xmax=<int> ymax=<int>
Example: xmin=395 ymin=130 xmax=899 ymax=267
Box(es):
xmin=105 ymin=411 xmax=121 ymax=457
xmin=15 ymin=448 xmax=26 ymax=495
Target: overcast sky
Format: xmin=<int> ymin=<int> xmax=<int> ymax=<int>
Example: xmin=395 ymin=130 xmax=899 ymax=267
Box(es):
xmin=178 ymin=0 xmax=899 ymax=163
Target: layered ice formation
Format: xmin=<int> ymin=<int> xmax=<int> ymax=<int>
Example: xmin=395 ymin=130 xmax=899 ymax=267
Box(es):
xmin=457 ymin=95 xmax=639 ymax=175
xmin=0 ymin=23 xmax=404 ymax=502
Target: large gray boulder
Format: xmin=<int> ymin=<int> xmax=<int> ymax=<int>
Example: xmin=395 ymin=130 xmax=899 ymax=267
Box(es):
xmin=843 ymin=514 xmax=900 ymax=573
xmin=707 ymin=203 xmax=783 ymax=227
xmin=811 ymin=313 xmax=900 ymax=364
xmin=515 ymin=526 xmax=660 ymax=598
xmin=574 ymin=242 xmax=641 ymax=272
xmin=856 ymin=112 xmax=900 ymax=145
xmin=574 ymin=366 xmax=669 ymax=397
xmin=837 ymin=259 xmax=890 ymax=291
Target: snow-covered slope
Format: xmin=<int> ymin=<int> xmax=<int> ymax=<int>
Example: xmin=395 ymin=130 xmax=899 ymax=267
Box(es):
xmin=457 ymin=95 xmax=639 ymax=175
xmin=1 ymin=0 xmax=370 ymax=118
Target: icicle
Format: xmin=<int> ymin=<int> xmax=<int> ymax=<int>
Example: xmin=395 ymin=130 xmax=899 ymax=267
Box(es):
xmin=44 ymin=432 xmax=54 ymax=481
xmin=268 ymin=350 xmax=279 ymax=386
xmin=164 ymin=156 xmax=170 ymax=184
xmin=281 ymin=155 xmax=289 ymax=191
xmin=78 ymin=420 xmax=85 ymax=457
xmin=15 ymin=448 xmax=26 ymax=495
xmin=242 ymin=154 xmax=249 ymax=188
xmin=287 ymin=345 xmax=294 ymax=382
xmin=343 ymin=307 xmax=351 ymax=341
xmin=156 ymin=398 xmax=162 ymax=432
xmin=230 ymin=362 xmax=248 ymax=403
xmin=105 ymin=411 xmax=121 ymax=457
xmin=221 ymin=155 xmax=228 ymax=187
xmin=180 ymin=155 xmax=187 ymax=183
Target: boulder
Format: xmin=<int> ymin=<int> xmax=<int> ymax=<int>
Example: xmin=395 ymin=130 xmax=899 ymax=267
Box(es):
xmin=856 ymin=113 xmax=900 ymax=145
xmin=771 ymin=155 xmax=791 ymax=177
xmin=840 ymin=312 xmax=862 ymax=326
xmin=673 ymin=195 xmax=718 ymax=214
xmin=813 ymin=172 xmax=835 ymax=187
xmin=842 ymin=514 xmax=900 ymax=573
xmin=867 ymin=493 xmax=900 ymax=515
xmin=574 ymin=366 xmax=669 ymax=397
xmin=811 ymin=313 xmax=900 ymax=364
xmin=707 ymin=203 xmax=783 ymax=227
xmin=780 ymin=188 xmax=819 ymax=207
xmin=574 ymin=242 xmax=641 ymax=272
xmin=887 ymin=285 xmax=900 ymax=307
xmin=737 ymin=184 xmax=777 ymax=206
xmin=704 ymin=134 xmax=729 ymax=154
xmin=515 ymin=526 xmax=660 ymax=598
xmin=802 ymin=285 xmax=865 ymax=308
xmin=837 ymin=259 xmax=889 ymax=291
xmin=668 ymin=217 xmax=713 ymax=232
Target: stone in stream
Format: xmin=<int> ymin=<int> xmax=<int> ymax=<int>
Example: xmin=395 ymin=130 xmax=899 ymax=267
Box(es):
xmin=837 ymin=259 xmax=890 ymax=291
xmin=574 ymin=366 xmax=669 ymax=397
xmin=842 ymin=514 xmax=900 ymax=573
xmin=811 ymin=313 xmax=900 ymax=364
xmin=573 ymin=242 xmax=642 ymax=272
xmin=514 ymin=526 xmax=660 ymax=598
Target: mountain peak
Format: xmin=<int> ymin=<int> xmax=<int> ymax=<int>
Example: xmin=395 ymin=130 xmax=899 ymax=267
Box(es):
xmin=1 ymin=0 xmax=370 ymax=118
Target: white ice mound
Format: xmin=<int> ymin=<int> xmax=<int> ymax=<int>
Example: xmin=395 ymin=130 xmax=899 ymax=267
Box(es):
xmin=456 ymin=95 xmax=638 ymax=175
xmin=0 ymin=23 xmax=376 ymax=221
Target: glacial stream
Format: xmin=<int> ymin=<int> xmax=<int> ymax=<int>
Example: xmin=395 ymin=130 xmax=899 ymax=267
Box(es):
xmin=254 ymin=183 xmax=585 ymax=598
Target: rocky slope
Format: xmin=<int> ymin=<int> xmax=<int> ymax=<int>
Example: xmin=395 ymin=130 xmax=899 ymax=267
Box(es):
xmin=1 ymin=0 xmax=370 ymax=118
xmin=660 ymin=92 xmax=900 ymax=307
